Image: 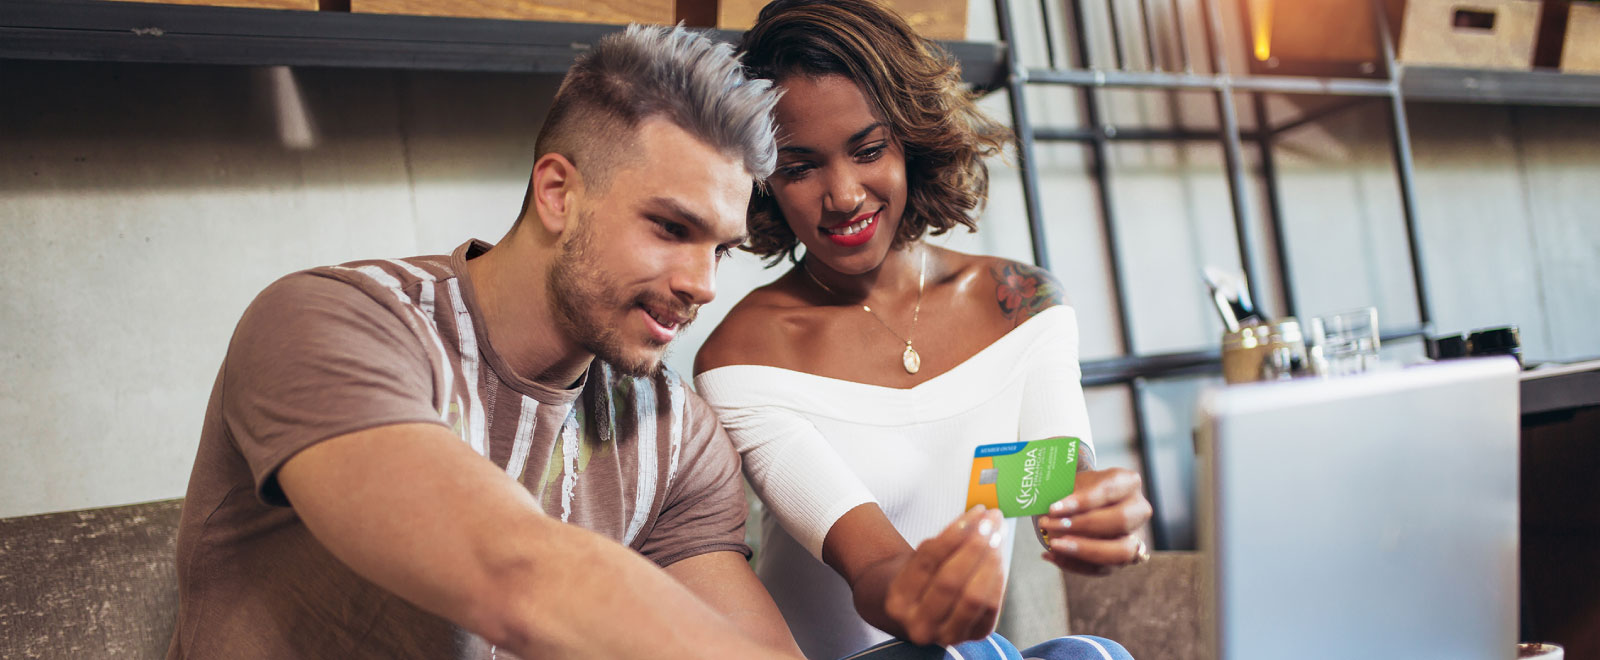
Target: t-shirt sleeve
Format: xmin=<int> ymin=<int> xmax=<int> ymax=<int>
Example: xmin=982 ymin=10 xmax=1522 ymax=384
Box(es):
xmin=221 ymin=272 xmax=448 ymax=507
xmin=1017 ymin=307 xmax=1097 ymax=470
xmin=635 ymin=391 xmax=752 ymax=567
xmin=694 ymin=371 xmax=878 ymax=562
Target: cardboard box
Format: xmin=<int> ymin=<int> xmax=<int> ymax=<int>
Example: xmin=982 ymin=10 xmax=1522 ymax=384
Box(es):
xmin=352 ymin=0 xmax=673 ymax=24
xmin=1563 ymin=1 xmax=1600 ymax=72
xmin=1245 ymin=0 xmax=1550 ymax=75
xmin=1245 ymin=0 xmax=1405 ymax=77
xmin=1397 ymin=0 xmax=1541 ymax=69
xmin=680 ymin=0 xmax=967 ymax=40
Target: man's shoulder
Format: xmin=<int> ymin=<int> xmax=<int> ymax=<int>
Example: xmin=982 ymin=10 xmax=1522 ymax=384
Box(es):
xmin=235 ymin=257 xmax=458 ymax=368
xmin=243 ymin=256 xmax=462 ymax=332
xmin=313 ymin=255 xmax=458 ymax=295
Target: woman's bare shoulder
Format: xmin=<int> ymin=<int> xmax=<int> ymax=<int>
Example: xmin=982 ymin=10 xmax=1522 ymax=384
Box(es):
xmin=957 ymin=253 xmax=1071 ymax=328
xmin=694 ymin=276 xmax=822 ymax=376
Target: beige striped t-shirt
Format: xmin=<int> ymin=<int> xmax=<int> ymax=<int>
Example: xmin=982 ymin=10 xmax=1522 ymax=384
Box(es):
xmin=168 ymin=239 xmax=748 ymax=659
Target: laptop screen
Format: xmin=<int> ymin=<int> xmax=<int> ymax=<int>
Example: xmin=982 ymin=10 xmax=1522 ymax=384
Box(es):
xmin=1197 ymin=358 xmax=1520 ymax=660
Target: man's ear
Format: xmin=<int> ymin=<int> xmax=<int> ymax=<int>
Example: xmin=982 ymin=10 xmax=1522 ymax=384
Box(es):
xmin=529 ymin=152 xmax=582 ymax=236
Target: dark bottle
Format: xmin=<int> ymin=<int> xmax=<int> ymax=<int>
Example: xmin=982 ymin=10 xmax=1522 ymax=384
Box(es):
xmin=1467 ymin=326 xmax=1522 ymax=366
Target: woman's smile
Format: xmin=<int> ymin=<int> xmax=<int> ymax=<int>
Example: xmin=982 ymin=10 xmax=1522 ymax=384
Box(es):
xmin=821 ymin=209 xmax=881 ymax=246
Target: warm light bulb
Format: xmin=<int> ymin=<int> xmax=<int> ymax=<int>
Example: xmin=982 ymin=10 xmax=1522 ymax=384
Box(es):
xmin=1249 ymin=0 xmax=1273 ymax=61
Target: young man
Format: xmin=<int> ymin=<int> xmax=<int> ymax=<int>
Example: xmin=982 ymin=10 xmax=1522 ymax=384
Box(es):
xmin=167 ymin=25 xmax=800 ymax=659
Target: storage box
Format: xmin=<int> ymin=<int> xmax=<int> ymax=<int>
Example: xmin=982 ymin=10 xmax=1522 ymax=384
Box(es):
xmin=1563 ymin=1 xmax=1600 ymax=72
xmin=1244 ymin=0 xmax=1545 ymax=75
xmin=1396 ymin=0 xmax=1541 ymax=69
xmin=352 ymin=0 xmax=673 ymax=24
xmin=678 ymin=0 xmax=967 ymax=40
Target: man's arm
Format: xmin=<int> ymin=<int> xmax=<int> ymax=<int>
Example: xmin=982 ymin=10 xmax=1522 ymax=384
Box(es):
xmin=664 ymin=551 xmax=803 ymax=656
xmin=277 ymin=422 xmax=801 ymax=660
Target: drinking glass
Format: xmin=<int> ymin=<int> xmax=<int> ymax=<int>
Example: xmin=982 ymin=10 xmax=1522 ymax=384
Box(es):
xmin=1309 ymin=307 xmax=1380 ymax=377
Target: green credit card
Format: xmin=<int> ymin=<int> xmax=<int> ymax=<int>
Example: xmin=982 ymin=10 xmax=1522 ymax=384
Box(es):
xmin=965 ymin=437 xmax=1081 ymax=518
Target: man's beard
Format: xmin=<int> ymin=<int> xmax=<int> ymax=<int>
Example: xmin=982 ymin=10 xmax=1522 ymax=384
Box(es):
xmin=547 ymin=214 xmax=696 ymax=378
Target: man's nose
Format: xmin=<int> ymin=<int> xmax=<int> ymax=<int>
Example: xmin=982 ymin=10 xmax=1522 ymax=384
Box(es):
xmin=672 ymin=248 xmax=718 ymax=307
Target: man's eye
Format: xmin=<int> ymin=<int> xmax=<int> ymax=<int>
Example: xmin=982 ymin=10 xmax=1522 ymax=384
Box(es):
xmin=656 ymin=219 xmax=688 ymax=238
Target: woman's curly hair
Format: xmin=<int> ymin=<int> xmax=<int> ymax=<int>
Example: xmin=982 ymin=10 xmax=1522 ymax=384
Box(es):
xmin=737 ymin=0 xmax=1014 ymax=264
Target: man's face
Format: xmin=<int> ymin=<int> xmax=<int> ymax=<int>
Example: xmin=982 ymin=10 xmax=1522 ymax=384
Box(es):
xmin=548 ymin=118 xmax=751 ymax=377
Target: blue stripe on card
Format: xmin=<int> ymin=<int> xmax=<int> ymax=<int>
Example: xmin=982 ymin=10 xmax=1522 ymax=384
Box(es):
xmin=974 ymin=441 xmax=1028 ymax=457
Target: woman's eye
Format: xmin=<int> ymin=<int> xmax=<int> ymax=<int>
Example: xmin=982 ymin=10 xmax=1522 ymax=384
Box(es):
xmin=857 ymin=145 xmax=886 ymax=161
xmin=715 ymin=245 xmax=732 ymax=260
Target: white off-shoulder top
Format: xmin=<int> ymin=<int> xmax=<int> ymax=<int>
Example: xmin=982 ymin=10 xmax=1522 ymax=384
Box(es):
xmin=695 ymin=305 xmax=1095 ymax=660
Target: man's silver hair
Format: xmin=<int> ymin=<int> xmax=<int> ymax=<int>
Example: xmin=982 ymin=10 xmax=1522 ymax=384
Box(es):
xmin=551 ymin=23 xmax=781 ymax=180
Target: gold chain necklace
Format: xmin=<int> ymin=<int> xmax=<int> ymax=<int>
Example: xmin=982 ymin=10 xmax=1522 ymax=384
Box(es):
xmin=802 ymin=249 xmax=927 ymax=374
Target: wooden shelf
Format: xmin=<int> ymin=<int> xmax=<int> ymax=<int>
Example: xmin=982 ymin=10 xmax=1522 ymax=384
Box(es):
xmin=0 ymin=0 xmax=1007 ymax=88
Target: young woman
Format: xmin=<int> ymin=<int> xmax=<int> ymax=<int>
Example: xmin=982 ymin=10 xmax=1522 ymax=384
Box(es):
xmin=693 ymin=2 xmax=1150 ymax=659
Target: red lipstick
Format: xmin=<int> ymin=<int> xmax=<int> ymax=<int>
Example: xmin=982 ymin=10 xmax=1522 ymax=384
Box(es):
xmin=822 ymin=209 xmax=879 ymax=248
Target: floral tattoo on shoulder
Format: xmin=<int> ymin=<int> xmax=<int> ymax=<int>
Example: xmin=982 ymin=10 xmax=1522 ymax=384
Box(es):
xmin=992 ymin=261 xmax=1064 ymax=324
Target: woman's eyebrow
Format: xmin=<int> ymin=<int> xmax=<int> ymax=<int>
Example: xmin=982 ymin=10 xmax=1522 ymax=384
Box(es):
xmin=847 ymin=121 xmax=885 ymax=144
xmin=777 ymin=121 xmax=885 ymax=155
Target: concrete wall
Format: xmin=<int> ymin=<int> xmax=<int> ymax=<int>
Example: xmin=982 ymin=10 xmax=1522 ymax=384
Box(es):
xmin=0 ymin=63 xmax=555 ymax=517
xmin=3 ymin=5 xmax=1597 ymax=542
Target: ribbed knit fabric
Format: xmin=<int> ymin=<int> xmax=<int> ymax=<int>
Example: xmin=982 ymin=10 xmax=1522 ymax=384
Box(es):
xmin=695 ymin=305 xmax=1095 ymax=660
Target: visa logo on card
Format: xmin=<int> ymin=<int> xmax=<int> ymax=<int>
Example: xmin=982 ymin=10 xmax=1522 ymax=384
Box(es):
xmin=966 ymin=437 xmax=1080 ymax=518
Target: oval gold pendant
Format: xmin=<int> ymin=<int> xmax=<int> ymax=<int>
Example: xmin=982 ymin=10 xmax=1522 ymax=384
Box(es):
xmin=902 ymin=345 xmax=921 ymax=374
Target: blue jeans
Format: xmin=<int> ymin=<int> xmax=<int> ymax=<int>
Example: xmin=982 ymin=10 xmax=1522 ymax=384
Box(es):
xmin=840 ymin=633 xmax=1134 ymax=660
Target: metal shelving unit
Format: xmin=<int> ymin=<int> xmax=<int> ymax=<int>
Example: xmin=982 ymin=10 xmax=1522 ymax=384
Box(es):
xmin=993 ymin=0 xmax=1600 ymax=549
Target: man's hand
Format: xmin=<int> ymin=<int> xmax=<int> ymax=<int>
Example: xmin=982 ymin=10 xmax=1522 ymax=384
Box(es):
xmin=1035 ymin=468 xmax=1152 ymax=575
xmin=882 ymin=506 xmax=1008 ymax=646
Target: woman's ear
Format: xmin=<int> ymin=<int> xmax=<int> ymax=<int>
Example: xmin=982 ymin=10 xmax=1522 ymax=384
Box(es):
xmin=530 ymin=152 xmax=582 ymax=236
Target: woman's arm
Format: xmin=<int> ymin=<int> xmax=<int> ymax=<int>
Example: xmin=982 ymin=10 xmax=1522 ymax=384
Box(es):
xmin=695 ymin=368 xmax=1008 ymax=648
xmin=993 ymin=261 xmax=1153 ymax=573
xmin=822 ymin=503 xmax=1009 ymax=646
xmin=1037 ymin=469 xmax=1151 ymax=573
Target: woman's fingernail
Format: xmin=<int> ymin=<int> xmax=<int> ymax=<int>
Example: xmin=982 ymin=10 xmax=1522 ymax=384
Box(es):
xmin=990 ymin=531 xmax=1003 ymax=548
xmin=1058 ymin=518 xmax=1072 ymax=530
xmin=1053 ymin=538 xmax=1078 ymax=553
xmin=978 ymin=518 xmax=994 ymax=536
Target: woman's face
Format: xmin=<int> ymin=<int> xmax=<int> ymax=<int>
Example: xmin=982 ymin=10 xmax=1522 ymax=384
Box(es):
xmin=768 ymin=74 xmax=909 ymax=275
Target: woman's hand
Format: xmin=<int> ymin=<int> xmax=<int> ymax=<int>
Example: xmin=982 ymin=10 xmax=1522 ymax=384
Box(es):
xmin=882 ymin=505 xmax=1008 ymax=647
xmin=1036 ymin=468 xmax=1153 ymax=575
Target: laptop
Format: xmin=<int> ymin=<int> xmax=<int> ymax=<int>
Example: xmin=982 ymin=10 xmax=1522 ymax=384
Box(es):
xmin=1196 ymin=358 xmax=1520 ymax=660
